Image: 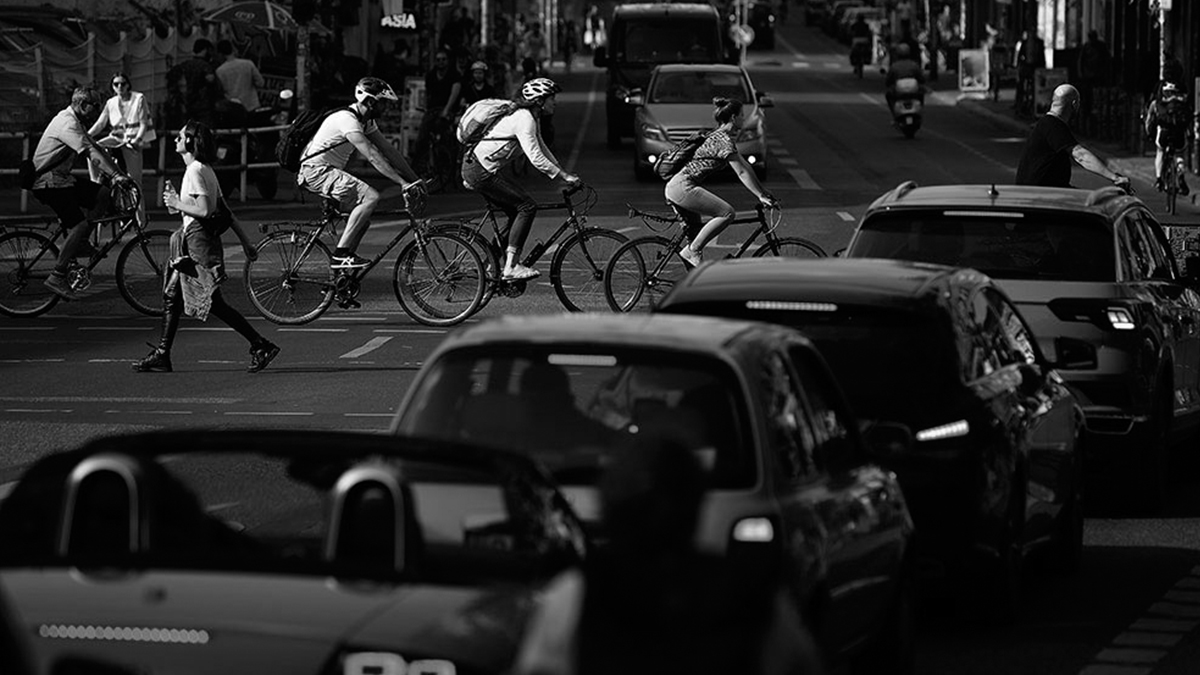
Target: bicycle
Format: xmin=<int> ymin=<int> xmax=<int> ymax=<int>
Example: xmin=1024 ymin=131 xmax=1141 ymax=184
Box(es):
xmin=420 ymin=115 xmax=461 ymax=195
xmin=430 ymin=184 xmax=626 ymax=313
xmin=1161 ymin=144 xmax=1187 ymax=216
xmin=0 ymin=182 xmax=172 ymax=318
xmin=605 ymin=202 xmax=826 ymax=312
xmin=243 ymin=198 xmax=485 ymax=327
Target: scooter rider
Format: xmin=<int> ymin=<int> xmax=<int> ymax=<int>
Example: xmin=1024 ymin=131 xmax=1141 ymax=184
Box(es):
xmin=885 ymin=43 xmax=925 ymax=111
xmin=850 ymin=15 xmax=872 ymax=71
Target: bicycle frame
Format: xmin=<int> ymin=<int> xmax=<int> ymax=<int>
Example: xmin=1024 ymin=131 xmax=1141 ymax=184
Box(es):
xmin=273 ymin=207 xmax=423 ymax=290
xmin=466 ymin=189 xmax=587 ymax=270
xmin=630 ymin=203 xmax=780 ymax=260
xmin=22 ymin=196 xmax=146 ymax=275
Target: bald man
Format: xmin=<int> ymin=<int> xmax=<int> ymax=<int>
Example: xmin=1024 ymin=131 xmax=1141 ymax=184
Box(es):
xmin=1016 ymin=84 xmax=1131 ymax=190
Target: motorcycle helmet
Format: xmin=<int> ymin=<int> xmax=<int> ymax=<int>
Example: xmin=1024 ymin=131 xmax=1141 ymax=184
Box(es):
xmin=521 ymin=77 xmax=561 ymax=102
xmin=355 ymin=77 xmax=399 ymax=105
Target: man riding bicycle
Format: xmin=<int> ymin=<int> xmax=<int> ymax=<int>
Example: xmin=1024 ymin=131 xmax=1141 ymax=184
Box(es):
xmin=460 ymin=77 xmax=581 ymax=281
xmin=1145 ymin=81 xmax=1193 ymax=195
xmin=296 ymin=76 xmax=426 ymax=269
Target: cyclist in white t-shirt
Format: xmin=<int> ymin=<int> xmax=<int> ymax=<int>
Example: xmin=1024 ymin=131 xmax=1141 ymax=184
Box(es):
xmin=296 ymin=76 xmax=425 ymax=269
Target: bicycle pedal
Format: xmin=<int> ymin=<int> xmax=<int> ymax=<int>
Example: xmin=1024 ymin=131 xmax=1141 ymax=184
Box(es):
xmin=337 ymin=298 xmax=362 ymax=309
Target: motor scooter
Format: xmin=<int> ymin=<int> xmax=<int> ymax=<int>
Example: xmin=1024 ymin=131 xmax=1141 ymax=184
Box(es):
xmin=890 ymin=77 xmax=923 ymax=138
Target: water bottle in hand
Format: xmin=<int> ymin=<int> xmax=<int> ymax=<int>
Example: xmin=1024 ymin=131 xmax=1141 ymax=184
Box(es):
xmin=164 ymin=181 xmax=180 ymax=215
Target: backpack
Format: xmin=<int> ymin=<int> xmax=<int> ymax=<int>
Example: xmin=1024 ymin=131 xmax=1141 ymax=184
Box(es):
xmin=457 ymin=98 xmax=519 ymax=163
xmin=1160 ymin=94 xmax=1190 ymax=131
xmin=275 ymin=106 xmax=359 ymax=172
xmin=654 ymin=131 xmax=708 ymax=181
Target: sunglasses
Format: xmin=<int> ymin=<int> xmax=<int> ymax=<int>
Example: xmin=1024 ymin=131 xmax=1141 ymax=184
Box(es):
xmin=113 ymin=80 xmax=129 ymax=86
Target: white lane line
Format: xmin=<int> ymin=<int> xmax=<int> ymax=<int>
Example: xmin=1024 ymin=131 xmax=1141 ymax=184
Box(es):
xmin=616 ymin=226 xmax=641 ymax=233
xmin=372 ymin=328 xmax=446 ymax=334
xmin=824 ymin=62 xmax=842 ymax=69
xmin=104 ymin=410 xmax=194 ymax=415
xmin=1130 ymin=618 xmax=1198 ymax=631
xmin=791 ymin=61 xmax=811 ymax=68
xmin=1112 ymin=632 xmax=1184 ymax=647
xmin=0 ymin=396 xmax=239 ymax=404
xmin=787 ymin=169 xmax=822 ymax=190
xmin=196 ymin=360 xmax=241 ymax=364
xmin=278 ymin=328 xmax=349 ymax=332
xmin=1092 ymin=648 xmax=1166 ymax=664
xmin=1147 ymin=602 xmax=1200 ymax=618
xmin=2 ymin=359 xmax=65 ymax=364
xmin=837 ymin=211 xmax=856 ymax=222
xmin=224 ymin=411 xmax=315 ymax=417
xmin=1165 ymin=590 xmax=1200 ymax=603
xmin=341 ymin=336 xmax=393 ymax=359
xmin=567 ymin=72 xmax=600 ymax=172
xmin=858 ymin=92 xmax=886 ymax=108
xmin=0 ymin=327 xmax=55 ymax=331
xmin=1078 ymin=665 xmax=1153 ymax=675
xmin=182 ymin=327 xmax=234 ymax=332
xmin=3 ymin=409 xmax=74 ymax=414
xmin=344 ymin=413 xmax=395 ymax=417
xmin=777 ymin=157 xmax=799 ymax=166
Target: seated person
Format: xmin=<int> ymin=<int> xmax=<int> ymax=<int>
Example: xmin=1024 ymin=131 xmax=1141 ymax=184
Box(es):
xmin=519 ymin=362 xmax=616 ymax=452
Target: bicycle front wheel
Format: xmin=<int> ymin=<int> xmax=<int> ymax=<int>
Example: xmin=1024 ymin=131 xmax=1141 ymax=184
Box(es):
xmin=604 ymin=236 xmax=687 ymax=313
xmin=752 ymin=237 xmax=828 ymax=259
xmin=551 ymin=228 xmax=627 ymax=312
xmin=0 ymin=231 xmax=60 ymax=318
xmin=244 ymin=230 xmax=335 ymax=324
xmin=393 ymin=231 xmax=485 ymax=327
xmin=116 ymin=229 xmax=172 ymax=316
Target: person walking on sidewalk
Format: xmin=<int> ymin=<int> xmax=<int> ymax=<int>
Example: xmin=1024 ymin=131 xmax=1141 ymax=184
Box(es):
xmin=133 ymin=121 xmax=279 ymax=374
xmin=1144 ymin=81 xmax=1193 ymax=196
xmin=1016 ymin=84 xmax=1131 ymax=190
xmin=1013 ymin=30 xmax=1044 ymax=118
xmin=31 ymin=86 xmax=132 ymax=300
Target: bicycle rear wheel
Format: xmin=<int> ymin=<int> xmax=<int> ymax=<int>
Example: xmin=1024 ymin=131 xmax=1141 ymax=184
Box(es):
xmin=0 ymin=231 xmax=61 ymax=318
xmin=551 ymin=228 xmax=627 ymax=312
xmin=604 ymin=236 xmax=687 ymax=313
xmin=116 ymin=229 xmax=171 ymax=316
xmin=752 ymin=237 xmax=827 ymax=259
xmin=244 ymin=230 xmax=335 ymax=324
xmin=430 ymin=221 xmax=500 ymax=307
xmin=393 ymin=231 xmax=485 ymax=327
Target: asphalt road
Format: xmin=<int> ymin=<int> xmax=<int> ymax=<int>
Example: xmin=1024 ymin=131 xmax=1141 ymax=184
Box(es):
xmin=3 ymin=17 xmax=1200 ymax=675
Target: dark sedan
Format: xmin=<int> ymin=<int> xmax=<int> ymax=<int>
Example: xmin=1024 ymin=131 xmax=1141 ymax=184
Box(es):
xmin=657 ymin=258 xmax=1092 ymax=623
xmin=0 ymin=430 xmax=588 ymax=675
xmin=845 ymin=182 xmax=1200 ymax=514
xmin=391 ymin=313 xmax=918 ymax=673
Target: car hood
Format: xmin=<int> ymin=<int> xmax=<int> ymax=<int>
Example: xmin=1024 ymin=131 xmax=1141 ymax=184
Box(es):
xmin=641 ymin=103 xmax=760 ymax=130
xmin=3 ymin=568 xmax=536 ymax=673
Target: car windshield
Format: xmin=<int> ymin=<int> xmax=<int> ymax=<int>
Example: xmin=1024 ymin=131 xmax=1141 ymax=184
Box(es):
xmin=848 ymin=211 xmax=1116 ymax=281
xmin=0 ymin=442 xmax=583 ymax=584
xmin=650 ymin=70 xmax=751 ymax=104
xmin=400 ymin=348 xmax=755 ymax=491
xmin=615 ymin=18 xmax=722 ymax=63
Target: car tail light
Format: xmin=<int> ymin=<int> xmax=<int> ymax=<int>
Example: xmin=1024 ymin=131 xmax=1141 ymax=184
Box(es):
xmin=1105 ymin=307 xmax=1136 ymax=330
xmin=915 ymin=419 xmax=969 ymax=442
xmin=732 ymin=517 xmax=775 ymax=542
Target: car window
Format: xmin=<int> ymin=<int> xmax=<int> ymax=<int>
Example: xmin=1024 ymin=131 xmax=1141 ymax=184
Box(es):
xmin=966 ymin=290 xmax=1016 ymax=376
xmin=615 ymin=17 xmax=722 ymax=63
xmin=1133 ymin=211 xmax=1176 ymax=280
xmin=650 ymin=70 xmax=751 ymax=104
xmin=787 ymin=347 xmax=859 ymax=475
xmin=986 ymin=288 xmax=1038 ymax=365
xmin=762 ymin=350 xmax=818 ymax=481
xmin=1118 ymin=214 xmax=1155 ymax=281
xmin=401 ymin=349 xmax=756 ymax=489
xmin=849 ymin=211 xmax=1115 ymax=281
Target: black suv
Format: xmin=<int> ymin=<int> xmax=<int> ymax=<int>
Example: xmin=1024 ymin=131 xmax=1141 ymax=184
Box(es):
xmin=592 ymin=3 xmax=730 ymax=148
xmin=845 ymin=182 xmax=1200 ymax=513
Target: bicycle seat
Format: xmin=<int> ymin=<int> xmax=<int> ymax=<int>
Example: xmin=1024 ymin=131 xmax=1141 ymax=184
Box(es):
xmin=667 ymin=200 xmax=703 ymax=230
xmin=321 ymin=198 xmax=351 ymax=220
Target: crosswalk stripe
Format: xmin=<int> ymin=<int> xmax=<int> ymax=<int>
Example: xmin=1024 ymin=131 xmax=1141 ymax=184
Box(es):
xmin=787 ymin=169 xmax=822 ymax=190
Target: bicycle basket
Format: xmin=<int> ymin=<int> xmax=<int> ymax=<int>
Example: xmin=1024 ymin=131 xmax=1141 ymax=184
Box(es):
xmin=111 ymin=181 xmax=141 ymax=214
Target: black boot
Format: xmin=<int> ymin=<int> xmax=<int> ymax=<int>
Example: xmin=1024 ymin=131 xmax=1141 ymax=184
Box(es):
xmin=248 ymin=339 xmax=280 ymax=373
xmin=132 ymin=343 xmax=172 ymax=372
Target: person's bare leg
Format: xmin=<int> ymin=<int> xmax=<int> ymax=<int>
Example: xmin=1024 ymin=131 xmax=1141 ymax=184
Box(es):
xmin=336 ymin=189 xmax=380 ymax=253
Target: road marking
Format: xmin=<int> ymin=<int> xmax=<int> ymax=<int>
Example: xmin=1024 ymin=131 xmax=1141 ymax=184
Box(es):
xmin=0 ymin=396 xmax=240 ymax=404
xmin=106 ymin=410 xmax=194 ymax=415
xmin=616 ymin=226 xmax=641 ymax=233
xmin=182 ymin=327 xmax=236 ymax=332
xmin=372 ymin=328 xmax=446 ymax=334
xmin=277 ymin=328 xmax=349 ymax=332
xmin=0 ymin=482 xmax=13 ymax=500
xmin=344 ymin=413 xmax=394 ymax=417
xmin=824 ymin=62 xmax=842 ymax=69
xmin=1130 ymin=618 xmax=1198 ymax=631
xmin=1112 ymin=632 xmax=1184 ymax=647
xmin=791 ymin=61 xmax=811 ymax=68
xmin=787 ymin=169 xmax=822 ymax=190
xmin=858 ymin=92 xmax=885 ymax=108
xmin=4 ymin=409 xmax=74 ymax=414
xmin=838 ymin=211 xmax=856 ymax=222
xmin=224 ymin=411 xmax=315 ymax=417
xmin=777 ymin=157 xmax=799 ymax=166
xmin=341 ymin=336 xmax=393 ymax=359
xmin=566 ymin=72 xmax=600 ymax=173
xmin=0 ymin=327 xmax=54 ymax=331
xmin=2 ymin=359 xmax=65 ymax=364
xmin=1148 ymin=602 xmax=1200 ymax=618
xmin=1093 ymin=648 xmax=1166 ymax=664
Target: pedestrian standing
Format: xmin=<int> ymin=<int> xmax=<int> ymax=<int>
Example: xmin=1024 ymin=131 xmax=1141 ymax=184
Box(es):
xmin=522 ymin=21 xmax=548 ymax=75
xmin=1014 ymin=29 xmax=1045 ymax=117
xmin=88 ymin=72 xmax=155 ymax=228
xmin=1015 ymin=84 xmax=1131 ymax=190
xmin=133 ymin=121 xmax=280 ymax=374
xmin=413 ymin=48 xmax=462 ymax=173
xmin=215 ymin=39 xmax=265 ymax=111
xmin=560 ymin=20 xmax=579 ymax=74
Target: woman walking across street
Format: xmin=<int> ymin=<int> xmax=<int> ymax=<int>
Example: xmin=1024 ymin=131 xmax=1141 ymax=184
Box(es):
xmin=132 ymin=121 xmax=280 ymax=374
xmin=670 ymin=98 xmax=776 ymax=268
xmin=88 ymin=71 xmax=155 ymax=226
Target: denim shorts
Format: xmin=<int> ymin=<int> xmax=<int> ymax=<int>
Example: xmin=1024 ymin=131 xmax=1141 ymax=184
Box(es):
xmin=296 ymin=164 xmax=371 ymax=210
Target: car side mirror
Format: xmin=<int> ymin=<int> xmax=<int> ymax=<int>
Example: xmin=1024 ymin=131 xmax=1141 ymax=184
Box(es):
xmin=860 ymin=420 xmax=912 ymax=458
xmin=757 ymin=92 xmax=775 ymax=108
xmin=625 ymin=88 xmax=644 ymax=106
xmin=1049 ymin=336 xmax=1098 ymax=371
xmin=593 ymin=46 xmax=607 ymax=67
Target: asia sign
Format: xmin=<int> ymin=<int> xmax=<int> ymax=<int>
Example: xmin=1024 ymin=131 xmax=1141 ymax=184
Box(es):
xmin=381 ymin=13 xmax=419 ymax=29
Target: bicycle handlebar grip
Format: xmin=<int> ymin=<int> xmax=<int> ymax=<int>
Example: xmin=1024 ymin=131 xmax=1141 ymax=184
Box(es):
xmin=563 ymin=183 xmax=584 ymax=197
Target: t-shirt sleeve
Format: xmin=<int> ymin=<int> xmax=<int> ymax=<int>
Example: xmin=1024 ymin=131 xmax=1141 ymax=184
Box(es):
xmin=332 ymin=110 xmax=366 ymax=137
xmin=59 ymin=113 xmax=92 ymax=154
xmin=1046 ymin=119 xmax=1078 ymax=153
xmin=715 ymin=132 xmax=738 ymax=160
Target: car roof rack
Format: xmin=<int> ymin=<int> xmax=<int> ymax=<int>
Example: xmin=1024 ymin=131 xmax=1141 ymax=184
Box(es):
xmin=1084 ymin=185 xmax=1127 ymax=207
xmin=882 ymin=180 xmax=919 ymax=203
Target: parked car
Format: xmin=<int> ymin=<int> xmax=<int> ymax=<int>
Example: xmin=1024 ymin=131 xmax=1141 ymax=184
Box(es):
xmin=0 ymin=429 xmax=588 ymax=675
xmin=626 ymin=63 xmax=773 ymax=181
xmin=844 ymin=182 xmax=1200 ymax=514
xmin=593 ymin=3 xmax=731 ymax=149
xmin=391 ymin=313 xmax=918 ymax=673
xmin=657 ymin=257 xmax=1091 ymax=623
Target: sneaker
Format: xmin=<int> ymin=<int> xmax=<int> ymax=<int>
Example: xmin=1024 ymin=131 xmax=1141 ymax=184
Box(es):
xmin=132 ymin=344 xmax=172 ymax=373
xmin=678 ymin=245 xmax=703 ymax=268
xmin=501 ymin=263 xmax=540 ymax=280
xmin=337 ymin=295 xmax=362 ymax=309
xmin=44 ymin=272 xmax=76 ymax=300
xmin=248 ymin=340 xmax=280 ymax=373
xmin=1179 ymin=175 xmax=1190 ymax=197
xmin=330 ymin=254 xmax=370 ymax=269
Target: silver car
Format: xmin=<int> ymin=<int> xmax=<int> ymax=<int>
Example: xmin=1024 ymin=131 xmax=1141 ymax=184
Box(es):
xmin=628 ymin=63 xmax=773 ymax=181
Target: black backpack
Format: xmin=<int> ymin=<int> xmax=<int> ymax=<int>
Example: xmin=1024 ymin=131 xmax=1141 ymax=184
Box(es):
xmin=275 ymin=106 xmax=360 ymax=172
xmin=1161 ymin=94 xmax=1190 ymax=131
xmin=654 ymin=131 xmax=708 ymax=181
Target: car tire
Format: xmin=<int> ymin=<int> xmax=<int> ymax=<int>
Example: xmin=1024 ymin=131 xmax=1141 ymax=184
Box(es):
xmin=1129 ymin=380 xmax=1172 ymax=516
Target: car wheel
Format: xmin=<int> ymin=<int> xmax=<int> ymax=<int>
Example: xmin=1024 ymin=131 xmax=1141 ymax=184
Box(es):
xmin=1129 ymin=381 xmax=1172 ymax=516
xmin=852 ymin=556 xmax=917 ymax=675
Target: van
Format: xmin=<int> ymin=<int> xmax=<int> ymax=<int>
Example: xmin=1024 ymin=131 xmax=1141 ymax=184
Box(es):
xmin=592 ymin=3 xmax=730 ymax=148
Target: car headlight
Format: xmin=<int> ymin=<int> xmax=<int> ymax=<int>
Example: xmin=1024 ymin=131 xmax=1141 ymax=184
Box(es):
xmin=342 ymin=652 xmax=456 ymax=675
xmin=640 ymin=123 xmax=668 ymax=142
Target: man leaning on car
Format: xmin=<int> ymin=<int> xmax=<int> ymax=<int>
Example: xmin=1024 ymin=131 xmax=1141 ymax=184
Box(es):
xmin=1016 ymin=84 xmax=1130 ymax=190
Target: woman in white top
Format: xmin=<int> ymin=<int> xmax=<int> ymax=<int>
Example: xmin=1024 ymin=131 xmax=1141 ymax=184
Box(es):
xmin=132 ymin=120 xmax=280 ymax=375
xmin=88 ymin=72 xmax=155 ymax=223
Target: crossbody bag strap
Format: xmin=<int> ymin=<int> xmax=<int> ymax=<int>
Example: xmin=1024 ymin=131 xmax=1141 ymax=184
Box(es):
xmin=299 ymin=106 xmax=363 ymax=166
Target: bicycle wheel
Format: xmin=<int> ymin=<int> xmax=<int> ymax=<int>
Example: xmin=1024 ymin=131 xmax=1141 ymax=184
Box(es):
xmin=393 ymin=231 xmax=485 ymax=327
xmin=551 ymin=228 xmax=628 ymax=312
xmin=752 ymin=237 xmax=828 ymax=259
xmin=430 ymin=221 xmax=500 ymax=307
xmin=604 ymin=236 xmax=687 ymax=313
xmin=0 ymin=230 xmax=60 ymax=318
xmin=115 ymin=229 xmax=171 ymax=316
xmin=244 ymin=230 xmax=335 ymax=324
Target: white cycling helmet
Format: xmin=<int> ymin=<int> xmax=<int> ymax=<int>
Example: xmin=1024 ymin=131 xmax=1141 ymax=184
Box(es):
xmin=355 ymin=76 xmax=399 ymax=104
xmin=470 ymin=60 xmax=488 ymax=72
xmin=521 ymin=77 xmax=562 ymax=102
